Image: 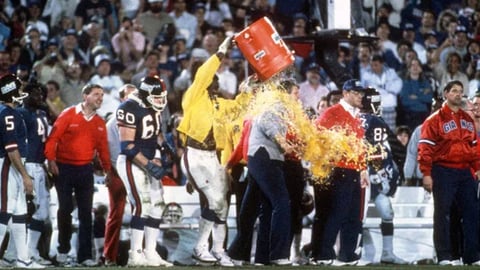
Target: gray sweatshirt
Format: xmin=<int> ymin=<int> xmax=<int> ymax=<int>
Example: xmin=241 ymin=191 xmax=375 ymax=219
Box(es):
xmin=247 ymin=103 xmax=288 ymax=161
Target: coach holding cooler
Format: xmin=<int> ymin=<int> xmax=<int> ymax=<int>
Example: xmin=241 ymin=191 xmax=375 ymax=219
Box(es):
xmin=45 ymin=84 xmax=113 ymax=266
xmin=418 ymin=80 xmax=480 ymax=266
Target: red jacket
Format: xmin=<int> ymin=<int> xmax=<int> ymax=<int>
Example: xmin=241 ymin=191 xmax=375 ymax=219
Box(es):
xmin=315 ymin=103 xmax=366 ymax=170
xmin=418 ymin=104 xmax=480 ymax=176
xmin=227 ymin=119 xmax=252 ymax=167
xmin=45 ymin=105 xmax=112 ymax=171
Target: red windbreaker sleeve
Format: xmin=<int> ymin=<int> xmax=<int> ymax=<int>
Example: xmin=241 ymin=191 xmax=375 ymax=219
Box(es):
xmin=418 ymin=117 xmax=437 ymax=177
xmin=226 ymin=119 xmax=252 ymax=168
xmin=44 ymin=108 xmax=72 ymax=161
xmin=95 ymin=117 xmax=112 ymax=172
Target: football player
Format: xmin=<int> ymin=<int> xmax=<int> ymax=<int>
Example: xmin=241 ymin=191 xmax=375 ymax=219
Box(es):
xmin=360 ymin=87 xmax=408 ymax=264
xmin=116 ymin=76 xmax=172 ymax=267
xmin=177 ymin=36 xmax=234 ymax=266
xmin=16 ymin=82 xmax=51 ymax=265
xmin=0 ymin=74 xmax=44 ymax=268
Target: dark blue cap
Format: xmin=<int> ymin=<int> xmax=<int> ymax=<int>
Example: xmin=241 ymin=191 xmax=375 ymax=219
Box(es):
xmin=306 ymin=62 xmax=321 ymax=74
xmin=343 ymin=79 xmax=366 ymax=91
xmin=455 ymin=25 xmax=468 ymax=34
xmin=403 ymin=23 xmax=415 ymax=31
xmin=293 ymin=13 xmax=308 ymax=22
xmin=64 ymin=28 xmax=77 ymax=37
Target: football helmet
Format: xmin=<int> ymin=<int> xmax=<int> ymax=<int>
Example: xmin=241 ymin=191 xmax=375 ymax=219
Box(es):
xmin=138 ymin=76 xmax=167 ymax=111
xmin=362 ymin=87 xmax=382 ymax=116
xmin=0 ymin=74 xmax=27 ymax=104
xmin=162 ymin=202 xmax=183 ymax=224
xmin=22 ymin=82 xmax=46 ymax=109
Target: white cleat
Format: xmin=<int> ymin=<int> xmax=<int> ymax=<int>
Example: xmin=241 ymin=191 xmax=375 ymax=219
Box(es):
xmin=192 ymin=246 xmax=217 ymax=263
xmin=211 ymin=251 xmax=234 ymax=267
xmin=30 ymin=254 xmax=52 ymax=266
xmin=15 ymin=259 xmax=45 ymax=269
xmin=271 ymin=258 xmax=292 ymax=266
xmin=438 ymin=260 xmax=454 ymax=266
xmin=127 ymin=249 xmax=149 ymax=267
xmin=381 ymin=253 xmax=409 ymax=265
xmin=143 ymin=249 xmax=173 ymax=267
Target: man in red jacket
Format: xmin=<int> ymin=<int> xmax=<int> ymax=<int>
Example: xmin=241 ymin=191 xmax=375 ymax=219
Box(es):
xmin=45 ymin=84 xmax=113 ymax=267
xmin=313 ymin=79 xmax=368 ymax=266
xmin=418 ymin=80 xmax=480 ymax=266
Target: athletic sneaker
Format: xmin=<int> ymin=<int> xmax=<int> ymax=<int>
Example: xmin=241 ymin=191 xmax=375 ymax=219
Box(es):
xmin=381 ymin=252 xmax=408 ymax=264
xmin=55 ymin=253 xmax=68 ymax=266
xmin=192 ymin=246 xmax=217 ymax=263
xmin=144 ymin=249 xmax=173 ymax=267
xmin=80 ymin=259 xmax=98 ymax=267
xmin=292 ymin=255 xmax=308 ymax=266
xmin=231 ymin=259 xmax=248 ymax=266
xmin=15 ymin=259 xmax=45 ymax=269
xmin=30 ymin=254 xmax=52 ymax=266
xmin=127 ymin=250 xmax=148 ymax=267
xmin=315 ymin=259 xmax=334 ymax=265
xmin=331 ymin=259 xmax=358 ymax=266
xmin=438 ymin=260 xmax=454 ymax=266
xmin=271 ymin=258 xmax=292 ymax=266
xmin=0 ymin=257 xmax=15 ymax=268
xmin=211 ymin=251 xmax=234 ymax=267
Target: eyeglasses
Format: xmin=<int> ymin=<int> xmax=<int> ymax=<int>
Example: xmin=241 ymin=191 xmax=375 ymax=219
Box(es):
xmin=350 ymin=91 xmax=365 ymax=97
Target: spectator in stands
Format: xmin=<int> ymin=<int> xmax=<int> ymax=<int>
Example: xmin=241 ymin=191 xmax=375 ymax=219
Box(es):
xmin=438 ymin=52 xmax=469 ymax=98
xmin=298 ymin=62 xmax=330 ymax=114
xmin=6 ymin=42 xmax=23 ymax=74
xmin=289 ymin=13 xmax=313 ymax=72
xmin=77 ymin=20 xmax=113 ymax=64
xmin=45 ymin=79 xmax=66 ymax=120
xmin=463 ymin=39 xmax=480 ymax=79
xmin=137 ymin=0 xmax=174 ymax=48
xmin=74 ymin=0 xmax=116 ymax=36
xmin=439 ymin=25 xmax=469 ymax=66
xmin=204 ymin=0 xmax=233 ymax=28
xmin=19 ymin=25 xmax=45 ymax=70
xmin=361 ymin=54 xmax=403 ymax=131
xmin=173 ymin=36 xmax=188 ymax=58
xmin=61 ymin=60 xmax=85 ymax=107
xmin=435 ymin=9 xmax=457 ymax=42
xmin=88 ymin=54 xmax=124 ymax=118
xmin=33 ymin=38 xmax=66 ymax=86
xmin=193 ymin=2 xmax=213 ymax=48
xmin=354 ymin=42 xmax=373 ymax=80
xmin=131 ymin=50 xmax=160 ymax=87
xmin=401 ymin=23 xmax=427 ymax=64
xmin=201 ymin=33 xmax=219 ymax=57
xmin=0 ymin=50 xmax=12 ymax=77
xmin=384 ymin=39 xmax=412 ymax=72
xmin=398 ymin=58 xmax=433 ymax=130
xmin=169 ymin=0 xmax=197 ymax=49
xmin=216 ymin=55 xmax=237 ymax=99
xmin=26 ymin=0 xmax=49 ymax=41
xmin=58 ymin=28 xmax=83 ymax=67
xmin=375 ymin=18 xmax=396 ymax=55
xmin=111 ymin=17 xmax=145 ymax=76
xmin=414 ymin=10 xmax=437 ymax=46
xmin=423 ymin=31 xmax=439 ymax=52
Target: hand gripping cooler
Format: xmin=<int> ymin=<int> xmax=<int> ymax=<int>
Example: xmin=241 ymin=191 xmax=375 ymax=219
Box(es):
xmin=234 ymin=17 xmax=295 ymax=81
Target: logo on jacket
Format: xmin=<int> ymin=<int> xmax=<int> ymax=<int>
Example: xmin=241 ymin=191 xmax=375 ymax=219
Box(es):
xmin=443 ymin=120 xmax=457 ymax=133
xmin=460 ymin=119 xmax=474 ymax=132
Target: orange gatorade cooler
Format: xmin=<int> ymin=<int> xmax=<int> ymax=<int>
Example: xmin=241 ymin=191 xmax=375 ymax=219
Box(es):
xmin=234 ymin=17 xmax=295 ymax=81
